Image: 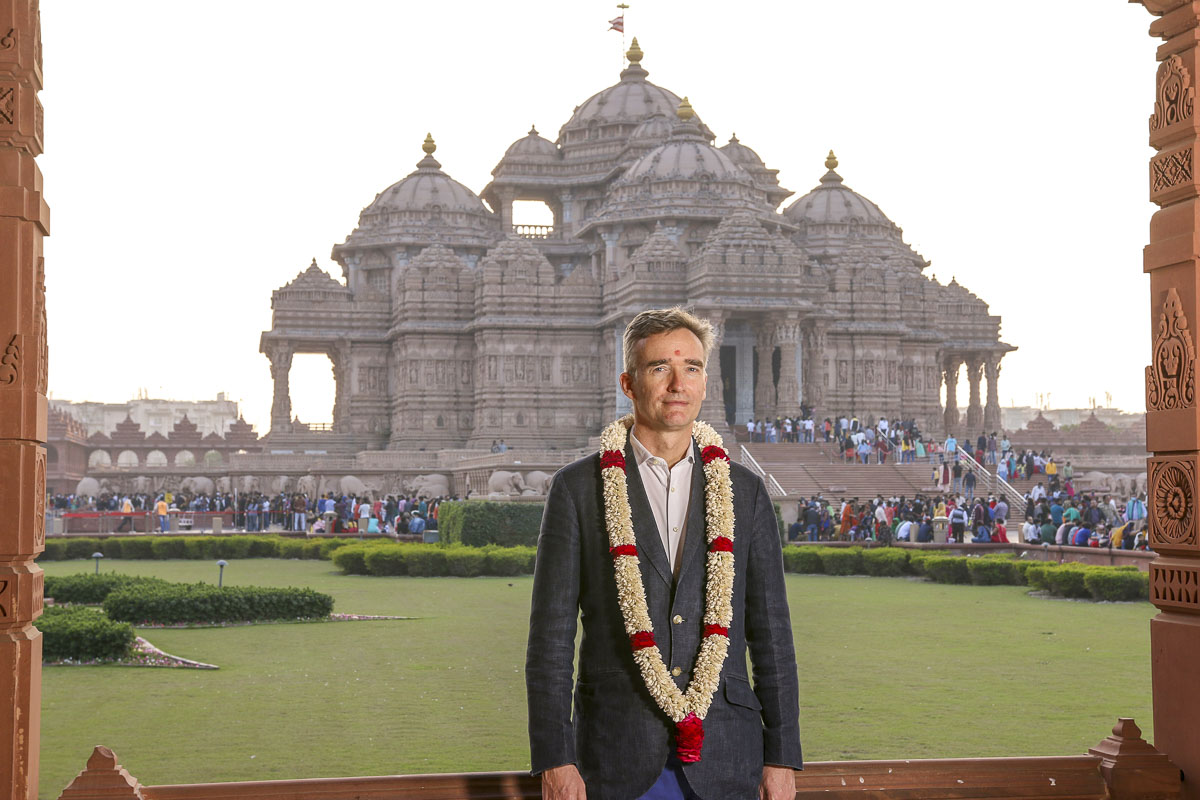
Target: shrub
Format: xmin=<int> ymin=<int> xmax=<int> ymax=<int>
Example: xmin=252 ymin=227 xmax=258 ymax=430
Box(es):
xmin=211 ymin=536 xmax=254 ymax=559
xmin=1084 ymin=568 xmax=1149 ymax=602
xmin=438 ymin=501 xmax=544 ymax=547
xmin=184 ymin=537 xmax=215 ymax=559
xmin=1024 ymin=564 xmax=1059 ymax=591
xmin=65 ymin=538 xmax=102 ymax=560
xmin=445 ymin=547 xmax=487 ymax=577
xmin=364 ymin=547 xmax=408 ymax=576
xmin=39 ymin=606 xmax=136 ymax=661
xmin=43 ymin=573 xmax=168 ymax=604
xmin=103 ymin=583 xmax=334 ymax=624
xmin=332 ymin=545 xmax=373 ymax=575
xmin=118 ymin=538 xmax=155 ymax=559
xmin=485 ymin=546 xmax=536 ymax=576
xmin=277 ymin=540 xmax=306 ymax=560
xmin=922 ymin=556 xmax=971 ymax=585
xmin=302 ymin=540 xmax=326 ymax=560
xmin=406 ymin=547 xmax=448 ymax=577
xmin=151 ymin=537 xmax=189 ymax=559
xmin=1046 ymin=565 xmax=1091 ymax=599
xmin=862 ymin=548 xmax=909 ymax=577
xmin=1012 ymin=559 xmax=1039 ymax=583
xmin=967 ymin=558 xmax=1021 ymax=586
xmin=782 ymin=546 xmax=823 ymax=574
xmin=317 ymin=538 xmax=354 ymax=559
xmin=821 ymin=547 xmax=864 ymax=576
xmin=41 ymin=540 xmax=67 ymax=560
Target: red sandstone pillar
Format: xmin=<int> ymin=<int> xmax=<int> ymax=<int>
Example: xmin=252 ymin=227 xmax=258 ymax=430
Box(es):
xmin=0 ymin=2 xmax=46 ymax=799
xmin=1139 ymin=4 xmax=1200 ymax=799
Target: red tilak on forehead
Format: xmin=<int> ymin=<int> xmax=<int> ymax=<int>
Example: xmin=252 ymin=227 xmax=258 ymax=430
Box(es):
xmin=675 ymin=350 xmax=681 ymax=355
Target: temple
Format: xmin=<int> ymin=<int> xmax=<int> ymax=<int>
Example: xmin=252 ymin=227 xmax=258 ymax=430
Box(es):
xmin=259 ymin=40 xmax=1013 ymax=453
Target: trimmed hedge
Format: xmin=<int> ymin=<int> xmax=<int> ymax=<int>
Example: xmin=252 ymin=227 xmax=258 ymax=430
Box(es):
xmin=102 ymin=583 xmax=334 ymax=624
xmin=1084 ymin=568 xmax=1149 ymax=601
xmin=821 ymin=547 xmax=865 ymax=576
xmin=782 ymin=547 xmax=823 ymax=574
xmin=437 ymin=501 xmax=544 ymax=547
xmin=332 ymin=542 xmax=536 ymax=577
xmin=862 ymin=548 xmax=909 ymax=577
xmin=39 ymin=606 xmax=136 ymax=661
xmin=966 ymin=557 xmax=1021 ymax=586
xmin=43 ymin=573 xmax=168 ymax=605
xmin=922 ymin=556 xmax=971 ymax=585
xmin=40 ymin=535 xmax=357 ymax=562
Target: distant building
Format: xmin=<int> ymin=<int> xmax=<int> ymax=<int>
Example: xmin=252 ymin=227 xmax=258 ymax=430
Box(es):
xmin=1001 ymin=406 xmax=1144 ymax=432
xmin=49 ymin=392 xmax=242 ymax=438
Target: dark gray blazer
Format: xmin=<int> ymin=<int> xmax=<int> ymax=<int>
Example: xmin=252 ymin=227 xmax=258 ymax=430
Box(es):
xmin=526 ymin=438 xmax=802 ymax=800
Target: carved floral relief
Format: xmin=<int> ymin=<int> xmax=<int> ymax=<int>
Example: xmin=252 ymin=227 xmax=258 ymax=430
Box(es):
xmin=1146 ymin=288 xmax=1196 ymax=411
xmin=1151 ymin=54 xmax=1195 ymax=132
xmin=1150 ymin=456 xmax=1197 ymax=548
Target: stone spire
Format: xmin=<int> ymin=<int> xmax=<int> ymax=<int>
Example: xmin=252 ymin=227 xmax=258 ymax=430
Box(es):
xmin=620 ymin=37 xmax=648 ymax=81
xmin=820 ymin=149 xmax=843 ymax=185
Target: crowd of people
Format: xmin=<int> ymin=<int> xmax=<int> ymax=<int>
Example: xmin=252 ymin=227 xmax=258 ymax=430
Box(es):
xmin=788 ymin=488 xmax=1150 ymax=550
xmin=48 ymin=490 xmax=454 ymax=537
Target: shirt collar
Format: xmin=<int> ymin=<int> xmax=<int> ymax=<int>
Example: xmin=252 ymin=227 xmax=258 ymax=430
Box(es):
xmin=629 ymin=429 xmax=694 ymax=468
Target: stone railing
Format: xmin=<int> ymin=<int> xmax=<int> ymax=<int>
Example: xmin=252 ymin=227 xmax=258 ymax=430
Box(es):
xmin=512 ymin=224 xmax=556 ymax=239
xmin=59 ymin=718 xmax=1181 ymax=799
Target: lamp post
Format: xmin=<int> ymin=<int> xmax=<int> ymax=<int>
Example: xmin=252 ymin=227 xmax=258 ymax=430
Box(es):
xmin=216 ymin=559 xmax=227 ymax=588
xmin=92 ymin=552 xmax=103 ymax=574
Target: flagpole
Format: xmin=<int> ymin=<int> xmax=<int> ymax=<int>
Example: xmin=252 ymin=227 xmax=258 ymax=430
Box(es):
xmin=618 ymin=3 xmax=629 ymax=66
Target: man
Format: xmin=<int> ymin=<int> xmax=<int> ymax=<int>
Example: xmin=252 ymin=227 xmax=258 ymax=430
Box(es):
xmin=155 ymin=495 xmax=169 ymax=533
xmin=527 ymin=308 xmax=801 ymax=800
xmin=963 ymin=468 xmax=976 ymax=504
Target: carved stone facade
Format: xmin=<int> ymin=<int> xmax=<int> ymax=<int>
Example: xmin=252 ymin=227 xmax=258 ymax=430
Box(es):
xmin=261 ymin=42 xmax=1011 ymax=450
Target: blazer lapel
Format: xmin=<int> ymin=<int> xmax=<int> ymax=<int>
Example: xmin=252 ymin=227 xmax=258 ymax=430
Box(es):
xmin=623 ymin=438 xmax=672 ymax=587
xmin=674 ymin=439 xmax=708 ymax=587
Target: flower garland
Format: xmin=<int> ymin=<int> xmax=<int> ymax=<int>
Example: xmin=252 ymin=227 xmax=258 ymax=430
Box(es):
xmin=599 ymin=413 xmax=735 ymax=763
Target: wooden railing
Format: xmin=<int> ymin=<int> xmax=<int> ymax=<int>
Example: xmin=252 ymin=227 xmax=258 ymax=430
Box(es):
xmin=63 ymin=719 xmax=1184 ymax=800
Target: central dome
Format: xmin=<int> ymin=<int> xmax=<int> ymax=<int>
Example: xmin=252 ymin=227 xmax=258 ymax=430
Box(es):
xmin=558 ymin=39 xmax=709 ymax=144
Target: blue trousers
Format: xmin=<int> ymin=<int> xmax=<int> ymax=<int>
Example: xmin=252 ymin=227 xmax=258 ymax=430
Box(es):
xmin=637 ymin=756 xmax=701 ymax=799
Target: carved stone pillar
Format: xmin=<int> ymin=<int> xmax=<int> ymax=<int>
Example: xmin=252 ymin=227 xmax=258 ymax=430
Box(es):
xmin=773 ymin=316 xmax=802 ymax=414
xmin=265 ymin=344 xmax=293 ymax=434
xmin=0 ymin=4 xmax=45 ymax=799
xmin=1138 ymin=5 xmax=1200 ymax=797
xmin=754 ymin=320 xmax=777 ymax=420
xmin=984 ymin=355 xmax=1002 ymax=432
xmin=698 ymin=311 xmax=730 ymax=436
xmin=331 ymin=339 xmax=352 ymax=433
xmin=942 ymin=358 xmax=960 ymax=435
xmin=803 ymin=322 xmax=828 ymax=414
xmin=965 ymin=355 xmax=984 ymax=431
xmin=496 ymin=188 xmax=517 ymax=231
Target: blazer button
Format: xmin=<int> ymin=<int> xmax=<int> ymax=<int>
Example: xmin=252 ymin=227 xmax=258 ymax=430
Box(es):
xmin=672 ymin=615 xmax=683 ymax=624
xmin=671 ymin=667 xmax=682 ymax=677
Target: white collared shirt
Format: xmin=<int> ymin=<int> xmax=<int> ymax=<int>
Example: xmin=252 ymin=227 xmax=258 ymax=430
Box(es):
xmin=629 ymin=429 xmax=694 ymax=577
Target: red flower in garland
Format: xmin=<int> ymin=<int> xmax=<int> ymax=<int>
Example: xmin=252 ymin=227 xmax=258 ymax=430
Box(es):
xmin=630 ymin=631 xmax=656 ymax=650
xmin=600 ymin=450 xmax=627 ymax=471
xmin=609 ymin=544 xmax=638 ymax=559
xmin=675 ymin=713 xmax=705 ymax=762
xmin=703 ymin=624 xmax=729 ymax=638
xmin=708 ymin=536 xmax=733 ymax=553
xmin=700 ymin=445 xmax=729 ymax=464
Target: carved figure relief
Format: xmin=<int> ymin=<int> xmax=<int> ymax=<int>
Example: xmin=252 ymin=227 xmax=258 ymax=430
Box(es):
xmin=36 ymin=258 xmax=47 ymax=394
xmin=863 ymin=360 xmax=876 ymax=385
xmin=357 ymin=366 xmax=386 ymax=395
xmin=540 ymin=356 xmax=552 ymax=382
xmin=0 ymin=334 xmax=19 ymax=384
xmin=886 ymin=361 xmax=897 ymax=386
xmin=902 ymin=365 xmax=915 ymax=390
xmin=34 ymin=449 xmax=45 ymax=547
xmin=1152 ymin=148 xmax=1193 ymax=194
xmin=1150 ymin=457 xmax=1196 ymax=547
xmin=1146 ymin=287 xmax=1196 ymax=411
xmin=837 ymin=360 xmax=849 ymax=385
xmin=1151 ymin=54 xmax=1195 ymax=132
xmin=1151 ymin=562 xmax=1200 ymax=612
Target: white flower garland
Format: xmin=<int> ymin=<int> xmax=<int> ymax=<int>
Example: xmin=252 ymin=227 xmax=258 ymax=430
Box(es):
xmin=599 ymin=414 xmax=735 ymax=756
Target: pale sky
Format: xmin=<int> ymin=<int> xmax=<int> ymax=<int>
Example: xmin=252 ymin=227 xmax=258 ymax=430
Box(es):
xmin=39 ymin=1 xmax=1159 ymax=435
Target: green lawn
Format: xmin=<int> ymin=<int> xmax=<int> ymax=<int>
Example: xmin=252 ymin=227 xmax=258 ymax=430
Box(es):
xmin=38 ymin=559 xmax=1153 ymax=798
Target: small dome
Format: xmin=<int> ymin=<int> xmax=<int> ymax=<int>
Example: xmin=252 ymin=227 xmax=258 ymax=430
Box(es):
xmin=628 ymin=113 xmax=674 ymax=144
xmin=365 ymin=136 xmax=490 ymax=220
xmin=503 ymin=125 xmax=559 ymax=160
xmin=783 ymin=153 xmax=897 ymax=232
xmin=719 ymin=134 xmax=765 ymax=168
xmin=622 ymin=117 xmax=751 ymax=184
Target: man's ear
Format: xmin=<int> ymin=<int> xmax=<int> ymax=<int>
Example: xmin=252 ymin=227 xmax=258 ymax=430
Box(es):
xmin=619 ymin=371 xmax=636 ymax=402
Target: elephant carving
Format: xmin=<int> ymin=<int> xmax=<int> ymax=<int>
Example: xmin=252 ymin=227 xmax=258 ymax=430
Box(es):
xmin=410 ymin=473 xmax=450 ymax=498
xmin=487 ymin=470 xmax=527 ymax=497
xmin=76 ymin=477 xmax=100 ymax=497
xmin=340 ymin=475 xmax=368 ymax=497
xmin=239 ymin=475 xmax=261 ymax=494
xmin=271 ymin=475 xmax=293 ymax=494
xmin=1078 ymin=471 xmax=1112 ymax=492
xmin=215 ymin=477 xmax=232 ymax=494
xmin=297 ymin=475 xmax=320 ymax=496
xmin=182 ymin=476 xmax=215 ymax=495
xmin=524 ymin=470 xmax=554 ymax=495
xmin=1112 ymin=474 xmax=1132 ymax=497
xmin=131 ymin=475 xmax=153 ymax=494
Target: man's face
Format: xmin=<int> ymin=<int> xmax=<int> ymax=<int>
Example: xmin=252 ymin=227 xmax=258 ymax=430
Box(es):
xmin=620 ymin=328 xmax=707 ymax=434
